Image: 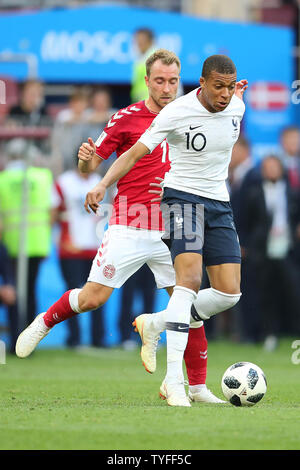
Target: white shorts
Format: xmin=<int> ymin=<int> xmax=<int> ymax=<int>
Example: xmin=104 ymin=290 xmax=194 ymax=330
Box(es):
xmin=88 ymin=225 xmax=176 ymax=289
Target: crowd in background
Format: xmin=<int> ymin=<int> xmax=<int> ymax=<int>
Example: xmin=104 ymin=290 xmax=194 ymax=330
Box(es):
xmin=1 ymin=27 xmax=300 ymax=354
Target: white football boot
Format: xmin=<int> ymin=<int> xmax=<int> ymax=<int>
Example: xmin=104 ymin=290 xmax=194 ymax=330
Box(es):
xmin=15 ymin=313 xmax=50 ymax=358
xmin=132 ymin=314 xmax=160 ymax=374
xmin=159 ymin=379 xmax=191 ymax=407
xmin=188 ymin=386 xmax=227 ymax=404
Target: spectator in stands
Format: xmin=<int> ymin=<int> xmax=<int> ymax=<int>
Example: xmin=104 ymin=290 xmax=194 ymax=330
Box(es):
xmin=5 ymin=79 xmax=51 ymax=154
xmin=0 ymin=240 xmax=18 ymax=354
xmin=80 ymin=86 xmax=117 ymax=178
xmin=0 ymin=138 xmax=53 ymax=331
xmin=227 ymin=137 xmax=263 ymax=343
xmin=51 ymin=157 xmax=105 ymax=348
xmin=279 ymin=125 xmax=300 ymax=268
xmin=51 ymin=89 xmax=90 ymax=174
xmin=239 ymin=154 xmax=300 ymax=350
xmin=7 ymin=79 xmax=47 ymax=127
xmin=130 ymin=29 xmax=183 ymax=102
xmin=229 ymin=136 xmax=253 ymax=196
xmin=280 ymin=126 xmax=300 ymax=184
xmin=130 ymin=28 xmax=156 ymax=103
xmin=85 ymin=86 xmax=115 ymax=128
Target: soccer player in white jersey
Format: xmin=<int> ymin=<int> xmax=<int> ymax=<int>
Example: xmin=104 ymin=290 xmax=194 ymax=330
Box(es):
xmin=15 ymin=49 xmax=228 ymax=405
xmin=83 ymin=54 xmax=247 ymax=407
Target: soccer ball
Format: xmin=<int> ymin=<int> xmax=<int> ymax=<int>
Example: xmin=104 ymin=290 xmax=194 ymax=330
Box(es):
xmin=221 ymin=362 xmax=267 ymax=406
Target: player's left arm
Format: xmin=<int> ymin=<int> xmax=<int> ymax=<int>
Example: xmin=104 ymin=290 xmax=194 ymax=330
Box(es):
xmin=235 ymin=79 xmax=248 ymax=101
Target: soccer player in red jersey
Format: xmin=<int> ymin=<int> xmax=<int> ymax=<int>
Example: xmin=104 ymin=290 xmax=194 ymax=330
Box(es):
xmin=16 ymin=49 xmax=224 ymax=405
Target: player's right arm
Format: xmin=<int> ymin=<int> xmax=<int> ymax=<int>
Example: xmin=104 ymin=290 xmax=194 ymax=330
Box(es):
xmin=78 ymin=137 xmax=103 ymax=173
xmin=84 ymin=141 xmax=149 ymax=213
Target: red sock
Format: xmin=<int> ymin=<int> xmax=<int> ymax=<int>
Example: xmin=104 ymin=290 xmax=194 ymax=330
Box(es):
xmin=43 ymin=290 xmax=78 ymax=328
xmin=184 ymin=324 xmax=208 ymax=385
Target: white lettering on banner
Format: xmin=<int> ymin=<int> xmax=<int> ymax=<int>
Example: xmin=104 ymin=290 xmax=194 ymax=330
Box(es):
xmin=157 ymin=33 xmax=182 ymax=56
xmin=67 ymin=31 xmax=95 ymax=63
xmin=41 ymin=31 xmax=182 ymax=64
xmin=41 ymin=30 xmax=133 ymax=63
xmin=41 ymin=31 xmax=70 ymax=61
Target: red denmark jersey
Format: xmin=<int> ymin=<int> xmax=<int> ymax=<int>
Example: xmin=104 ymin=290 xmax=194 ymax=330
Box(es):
xmin=95 ymin=100 xmax=170 ymax=231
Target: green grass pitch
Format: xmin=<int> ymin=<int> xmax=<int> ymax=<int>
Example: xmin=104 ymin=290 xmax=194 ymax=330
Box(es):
xmin=0 ymin=338 xmax=299 ymax=450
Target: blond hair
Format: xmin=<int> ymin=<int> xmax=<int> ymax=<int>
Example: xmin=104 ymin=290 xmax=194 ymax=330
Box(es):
xmin=146 ymin=49 xmax=181 ymax=77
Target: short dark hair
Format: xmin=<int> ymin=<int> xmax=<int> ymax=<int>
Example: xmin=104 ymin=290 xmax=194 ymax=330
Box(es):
xmin=202 ymin=55 xmax=236 ymax=79
xmin=135 ymin=28 xmax=154 ymax=41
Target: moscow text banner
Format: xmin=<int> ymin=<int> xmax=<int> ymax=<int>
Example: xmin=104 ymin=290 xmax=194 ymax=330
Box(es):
xmin=0 ymin=5 xmax=294 ymax=158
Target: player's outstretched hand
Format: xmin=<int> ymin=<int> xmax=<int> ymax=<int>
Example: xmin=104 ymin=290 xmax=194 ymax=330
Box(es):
xmin=149 ymin=177 xmax=164 ymax=202
xmin=235 ymin=80 xmax=248 ymax=101
xmin=84 ymin=182 xmax=106 ymax=214
xmin=78 ymin=137 xmax=96 ymax=161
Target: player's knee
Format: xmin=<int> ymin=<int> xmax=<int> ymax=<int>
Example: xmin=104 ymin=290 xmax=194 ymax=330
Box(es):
xmin=175 ymin=257 xmax=202 ymax=293
xmin=213 ymin=288 xmax=241 ymax=310
xmin=212 ymin=276 xmax=241 ymax=296
xmin=189 ymin=275 xmax=202 ymax=293
xmin=79 ymin=297 xmax=101 ymax=312
xmin=177 ymin=273 xmax=202 ymax=293
xmin=222 ymin=284 xmax=241 ymax=296
xmin=78 ymin=285 xmax=110 ymax=311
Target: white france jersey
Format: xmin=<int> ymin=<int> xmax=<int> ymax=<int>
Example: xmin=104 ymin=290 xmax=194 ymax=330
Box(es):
xmin=139 ymin=88 xmax=245 ymax=201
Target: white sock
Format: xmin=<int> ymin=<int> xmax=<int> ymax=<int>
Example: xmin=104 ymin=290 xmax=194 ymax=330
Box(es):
xmin=151 ymin=310 xmax=167 ymax=333
xmin=190 ymin=287 xmax=241 ymax=322
xmin=150 ymin=304 xmax=204 ymax=334
xmin=189 ymin=384 xmax=206 ymax=392
xmin=69 ymin=288 xmax=84 ymax=314
xmin=165 ymin=286 xmax=197 ymax=383
xmin=151 ymin=286 xmax=239 ymax=332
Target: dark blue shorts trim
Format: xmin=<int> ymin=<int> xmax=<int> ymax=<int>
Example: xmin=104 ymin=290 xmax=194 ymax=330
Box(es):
xmin=205 ymin=255 xmax=241 ymax=267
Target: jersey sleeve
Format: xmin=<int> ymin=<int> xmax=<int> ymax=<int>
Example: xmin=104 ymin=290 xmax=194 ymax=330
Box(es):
xmin=94 ymin=113 xmax=127 ymax=160
xmin=138 ymin=106 xmax=175 ymax=153
xmin=234 ymin=95 xmax=246 ymax=121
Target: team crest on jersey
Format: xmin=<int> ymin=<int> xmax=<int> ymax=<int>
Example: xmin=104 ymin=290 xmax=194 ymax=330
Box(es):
xmin=232 ymin=117 xmax=239 ymax=138
xmin=103 ymin=264 xmax=116 ymax=279
xmin=232 ymin=117 xmax=239 ymax=128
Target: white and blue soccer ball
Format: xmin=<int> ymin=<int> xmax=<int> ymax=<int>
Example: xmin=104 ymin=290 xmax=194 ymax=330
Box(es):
xmin=221 ymin=362 xmax=267 ymax=406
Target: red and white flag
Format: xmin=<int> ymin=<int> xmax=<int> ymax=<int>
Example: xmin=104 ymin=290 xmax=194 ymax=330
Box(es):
xmin=248 ymin=82 xmax=289 ymax=110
